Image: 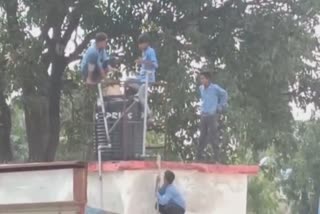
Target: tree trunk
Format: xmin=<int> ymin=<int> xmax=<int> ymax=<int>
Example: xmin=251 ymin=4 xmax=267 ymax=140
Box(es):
xmin=45 ymin=56 xmax=67 ymax=161
xmin=24 ymin=95 xmax=50 ymax=162
xmin=0 ymin=93 xmax=12 ymax=163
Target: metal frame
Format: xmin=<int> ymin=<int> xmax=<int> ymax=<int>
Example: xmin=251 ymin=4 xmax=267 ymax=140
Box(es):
xmin=96 ymin=61 xmax=152 ymax=208
xmin=156 ymin=154 xmax=161 ymax=213
xmin=108 ymin=99 xmax=138 ymax=134
xmin=97 ymin=83 xmax=111 ymax=146
xmin=142 ymin=71 xmax=151 ymax=157
xmin=96 ymin=91 xmax=145 ymax=209
xmin=97 ymin=83 xmax=111 ymax=210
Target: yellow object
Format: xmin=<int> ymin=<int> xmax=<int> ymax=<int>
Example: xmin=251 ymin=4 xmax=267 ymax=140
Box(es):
xmin=103 ymin=84 xmax=122 ymax=96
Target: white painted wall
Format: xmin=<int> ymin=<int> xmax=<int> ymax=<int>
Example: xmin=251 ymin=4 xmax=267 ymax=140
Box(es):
xmin=87 ymin=170 xmax=248 ymax=214
xmin=0 ymin=169 xmax=74 ymax=204
xmin=0 ymin=167 xmax=250 ymax=214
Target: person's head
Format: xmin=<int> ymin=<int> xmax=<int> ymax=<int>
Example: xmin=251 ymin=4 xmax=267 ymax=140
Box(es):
xmin=163 ymin=170 xmax=175 ymax=186
xmin=138 ymin=33 xmax=151 ymax=50
xmin=95 ymin=32 xmax=108 ymax=49
xmin=199 ymin=71 xmax=211 ymax=87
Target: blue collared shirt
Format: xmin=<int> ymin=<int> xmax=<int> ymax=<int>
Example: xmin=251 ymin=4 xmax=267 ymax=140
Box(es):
xmin=138 ymin=46 xmax=158 ymax=83
xmin=81 ymin=42 xmax=109 ymax=72
xmin=157 ymin=184 xmax=186 ymax=210
xmin=200 ymin=83 xmax=228 ymax=115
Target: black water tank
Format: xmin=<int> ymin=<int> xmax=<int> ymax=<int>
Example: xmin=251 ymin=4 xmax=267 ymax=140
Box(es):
xmin=94 ymin=95 xmax=143 ymax=160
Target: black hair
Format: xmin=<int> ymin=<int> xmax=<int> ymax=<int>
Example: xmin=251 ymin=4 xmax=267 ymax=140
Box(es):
xmin=95 ymin=32 xmax=108 ymax=43
xmin=138 ymin=33 xmax=151 ymax=44
xmin=200 ymin=71 xmax=211 ymax=80
xmin=164 ymin=170 xmax=175 ymax=184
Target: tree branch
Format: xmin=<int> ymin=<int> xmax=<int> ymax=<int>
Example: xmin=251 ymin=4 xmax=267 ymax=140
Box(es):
xmin=67 ymin=31 xmax=96 ymax=63
xmin=174 ymin=0 xmax=236 ymax=32
xmin=62 ymin=2 xmax=83 ymax=45
xmin=3 ymin=0 xmax=23 ymax=43
xmin=40 ymin=19 xmax=52 ymax=44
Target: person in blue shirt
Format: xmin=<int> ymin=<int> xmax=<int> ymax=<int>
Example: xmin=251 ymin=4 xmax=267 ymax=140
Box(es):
xmin=156 ymin=170 xmax=186 ymax=214
xmin=80 ymin=32 xmax=110 ymax=85
xmin=197 ymin=71 xmax=228 ymax=161
xmin=135 ymin=33 xmax=158 ymax=83
xmin=126 ymin=33 xmax=158 ymax=120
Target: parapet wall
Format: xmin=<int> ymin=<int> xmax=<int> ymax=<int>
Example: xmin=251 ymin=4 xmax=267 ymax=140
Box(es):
xmin=87 ymin=161 xmax=259 ymax=214
xmin=0 ymin=161 xmax=258 ymax=214
xmin=0 ymin=162 xmax=87 ymax=214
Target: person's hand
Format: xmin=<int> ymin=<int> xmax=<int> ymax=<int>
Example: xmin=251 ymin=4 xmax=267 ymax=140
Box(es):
xmin=135 ymin=58 xmax=143 ymax=65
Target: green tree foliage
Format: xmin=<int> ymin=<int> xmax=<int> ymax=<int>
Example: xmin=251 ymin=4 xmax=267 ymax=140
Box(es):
xmin=151 ymin=0 xmax=320 ymax=164
xmin=10 ymin=99 xmax=28 ymax=161
xmin=281 ymin=121 xmax=320 ymax=213
xmin=248 ymin=174 xmax=280 ymax=214
xmin=0 ymin=14 xmax=13 ymax=162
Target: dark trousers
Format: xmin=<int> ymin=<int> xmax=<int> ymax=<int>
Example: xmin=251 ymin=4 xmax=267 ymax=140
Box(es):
xmin=158 ymin=204 xmax=185 ymax=214
xmin=196 ymin=114 xmax=219 ymax=161
xmin=125 ymin=79 xmax=151 ymax=117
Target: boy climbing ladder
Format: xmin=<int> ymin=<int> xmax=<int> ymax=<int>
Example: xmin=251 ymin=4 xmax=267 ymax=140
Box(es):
xmin=125 ymin=33 xmax=159 ymax=122
xmin=80 ymin=32 xmax=111 ymax=85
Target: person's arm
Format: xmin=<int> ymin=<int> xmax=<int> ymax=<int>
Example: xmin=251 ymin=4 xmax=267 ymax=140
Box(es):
xmin=157 ymin=187 xmax=173 ymax=206
xmin=102 ymin=49 xmax=109 ymax=62
xmin=216 ymin=85 xmax=228 ymax=112
xmin=198 ymin=86 xmax=203 ymax=100
xmin=98 ymin=50 xmax=109 ymax=71
xmin=97 ymin=56 xmax=102 ymax=70
xmin=158 ymin=185 xmax=166 ymax=195
xmin=197 ymin=86 xmax=203 ymax=112
xmin=86 ymin=52 xmax=99 ymax=72
xmin=155 ymin=176 xmax=166 ymax=196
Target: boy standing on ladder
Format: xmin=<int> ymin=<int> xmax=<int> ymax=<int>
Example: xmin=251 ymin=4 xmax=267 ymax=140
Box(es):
xmin=126 ymin=33 xmax=158 ymax=122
